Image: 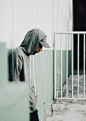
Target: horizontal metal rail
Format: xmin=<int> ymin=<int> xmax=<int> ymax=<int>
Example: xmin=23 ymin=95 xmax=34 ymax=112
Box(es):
xmin=58 ymin=98 xmax=86 ymax=100
xmin=55 ymin=31 xmax=86 ymax=34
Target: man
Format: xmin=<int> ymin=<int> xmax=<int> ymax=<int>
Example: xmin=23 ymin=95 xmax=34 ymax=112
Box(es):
xmin=9 ymin=29 xmax=50 ymax=121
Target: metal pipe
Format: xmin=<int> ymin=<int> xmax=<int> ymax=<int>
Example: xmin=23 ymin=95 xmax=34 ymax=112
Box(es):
xmin=57 ymin=67 xmax=60 ymax=102
xmin=72 ymin=34 xmax=73 ymax=98
xmin=54 ymin=33 xmax=57 ymax=99
xmin=77 ymin=34 xmax=79 ymax=98
xmin=66 ymin=34 xmax=68 ymax=98
xmin=55 ymin=32 xmax=86 ymax=34
xmin=84 ymin=34 xmax=85 ymax=98
xmin=61 ymin=35 xmax=62 ymax=98
xmin=58 ymin=98 xmax=86 ymax=100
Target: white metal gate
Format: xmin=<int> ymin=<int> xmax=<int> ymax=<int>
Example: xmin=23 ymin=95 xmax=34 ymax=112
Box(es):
xmin=54 ymin=32 xmax=86 ymax=100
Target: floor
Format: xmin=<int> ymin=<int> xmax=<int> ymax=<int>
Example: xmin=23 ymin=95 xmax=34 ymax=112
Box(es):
xmin=45 ymin=100 xmax=86 ymax=121
xmin=45 ymin=72 xmax=86 ymax=121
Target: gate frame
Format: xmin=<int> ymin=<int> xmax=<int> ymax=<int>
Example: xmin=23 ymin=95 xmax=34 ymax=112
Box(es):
xmin=54 ymin=32 xmax=86 ymax=100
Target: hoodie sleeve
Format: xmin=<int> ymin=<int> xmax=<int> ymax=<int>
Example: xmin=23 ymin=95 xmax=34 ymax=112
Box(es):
xmin=9 ymin=51 xmax=22 ymax=81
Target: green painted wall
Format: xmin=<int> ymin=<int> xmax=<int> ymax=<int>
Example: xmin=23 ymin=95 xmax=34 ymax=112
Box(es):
xmin=0 ymin=43 xmax=7 ymax=85
xmin=31 ymin=50 xmax=54 ymax=121
xmin=0 ymin=43 xmax=30 ymax=121
xmin=0 ymin=43 xmax=72 ymax=121
xmin=31 ymin=50 xmax=72 ymax=120
xmin=56 ymin=50 xmax=71 ymax=91
xmin=0 ymin=82 xmax=30 ymax=121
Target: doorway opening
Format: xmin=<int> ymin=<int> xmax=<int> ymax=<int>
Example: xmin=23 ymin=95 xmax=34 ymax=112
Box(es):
xmin=73 ymin=0 xmax=86 ymax=71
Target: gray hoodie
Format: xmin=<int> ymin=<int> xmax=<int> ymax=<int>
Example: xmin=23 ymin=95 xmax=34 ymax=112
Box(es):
xmin=9 ymin=29 xmax=47 ymax=113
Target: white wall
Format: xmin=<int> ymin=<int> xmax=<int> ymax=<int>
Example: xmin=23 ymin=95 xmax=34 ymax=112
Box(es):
xmin=53 ymin=0 xmax=72 ymax=50
xmin=57 ymin=0 xmax=70 ymax=32
xmin=0 ymin=0 xmax=13 ymax=48
xmin=0 ymin=0 xmax=72 ymax=49
xmin=0 ymin=0 xmax=53 ymax=49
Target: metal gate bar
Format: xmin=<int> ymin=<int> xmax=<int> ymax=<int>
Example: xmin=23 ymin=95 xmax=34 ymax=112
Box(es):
xmin=61 ymin=35 xmax=62 ymax=98
xmin=84 ymin=34 xmax=85 ymax=98
xmin=72 ymin=33 xmax=73 ymax=98
xmin=78 ymin=34 xmax=79 ymax=98
xmin=54 ymin=32 xmax=86 ymax=100
xmin=66 ymin=34 xmax=68 ymax=98
xmin=54 ymin=34 xmax=56 ymax=99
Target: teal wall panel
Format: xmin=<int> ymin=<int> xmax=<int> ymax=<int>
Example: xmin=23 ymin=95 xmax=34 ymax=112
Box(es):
xmin=0 ymin=43 xmax=72 ymax=121
xmin=0 ymin=43 xmax=7 ymax=84
xmin=0 ymin=82 xmax=30 ymax=121
xmin=56 ymin=50 xmax=71 ymax=91
xmin=31 ymin=50 xmax=54 ymax=120
xmin=0 ymin=43 xmax=30 ymax=121
xmin=31 ymin=49 xmax=72 ymax=120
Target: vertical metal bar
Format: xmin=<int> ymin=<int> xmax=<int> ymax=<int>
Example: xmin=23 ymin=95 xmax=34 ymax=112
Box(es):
xmin=61 ymin=34 xmax=62 ymax=98
xmin=54 ymin=33 xmax=56 ymax=99
xmin=78 ymin=34 xmax=79 ymax=98
xmin=66 ymin=34 xmax=68 ymax=98
xmin=71 ymin=0 xmax=73 ymax=31
xmin=72 ymin=33 xmax=73 ymax=98
xmin=84 ymin=34 xmax=85 ymax=98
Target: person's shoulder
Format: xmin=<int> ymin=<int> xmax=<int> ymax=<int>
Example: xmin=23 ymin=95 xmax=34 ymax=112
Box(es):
xmin=13 ymin=47 xmax=22 ymax=54
xmin=11 ymin=47 xmax=23 ymax=59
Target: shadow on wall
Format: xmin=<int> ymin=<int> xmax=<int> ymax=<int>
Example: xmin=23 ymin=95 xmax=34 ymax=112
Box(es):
xmin=8 ymin=49 xmax=12 ymax=81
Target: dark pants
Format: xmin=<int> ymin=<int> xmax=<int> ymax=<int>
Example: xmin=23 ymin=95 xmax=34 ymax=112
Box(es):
xmin=30 ymin=109 xmax=39 ymax=121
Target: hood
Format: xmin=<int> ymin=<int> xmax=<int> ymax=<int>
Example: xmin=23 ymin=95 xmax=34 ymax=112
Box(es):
xmin=20 ymin=29 xmax=47 ymax=55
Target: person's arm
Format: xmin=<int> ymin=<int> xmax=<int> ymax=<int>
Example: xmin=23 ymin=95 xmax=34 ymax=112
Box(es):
xmin=9 ymin=51 xmax=22 ymax=81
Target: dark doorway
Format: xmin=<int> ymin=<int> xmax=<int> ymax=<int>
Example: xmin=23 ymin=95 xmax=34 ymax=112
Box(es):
xmin=73 ymin=0 xmax=86 ymax=71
